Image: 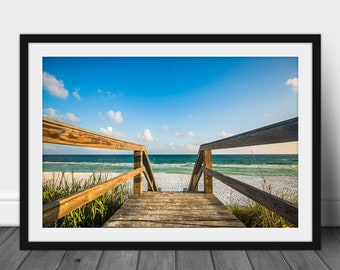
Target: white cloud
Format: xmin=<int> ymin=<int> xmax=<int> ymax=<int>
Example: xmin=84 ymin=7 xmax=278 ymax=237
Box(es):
xmin=162 ymin=124 xmax=169 ymax=131
xmin=286 ymin=77 xmax=298 ymax=92
xmin=43 ymin=72 xmax=69 ymax=99
xmin=66 ymin=113 xmax=81 ymax=123
xmin=174 ymin=131 xmax=195 ymax=137
xmin=72 ymin=89 xmax=81 ymax=100
xmin=218 ymin=131 xmax=233 ymax=139
xmin=137 ymin=129 xmax=156 ymax=142
xmin=98 ymin=112 xmax=105 ymax=121
xmin=167 ymin=142 xmax=199 ymax=153
xmin=186 ymin=143 xmax=199 ymax=152
xmin=44 ymin=108 xmax=80 ymax=123
xmin=44 ymin=108 xmax=63 ymax=121
xmin=100 ymin=127 xmax=123 ymax=138
xmin=97 ymin=88 xmax=120 ymax=98
xmin=107 ymin=110 xmax=123 ymax=123
xmin=144 ymin=129 xmax=155 ymax=142
xmin=186 ymin=114 xmax=192 ymax=119
xmin=43 ymin=143 xmax=57 ymax=150
xmin=106 ymin=91 xmax=116 ymax=98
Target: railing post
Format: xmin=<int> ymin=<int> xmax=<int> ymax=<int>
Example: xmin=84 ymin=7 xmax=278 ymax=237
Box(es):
xmin=203 ymin=150 xmax=213 ymax=193
xmin=142 ymin=150 xmax=156 ymax=191
xmin=193 ymin=174 xmax=199 ymax=192
xmin=134 ymin=150 xmax=143 ymax=194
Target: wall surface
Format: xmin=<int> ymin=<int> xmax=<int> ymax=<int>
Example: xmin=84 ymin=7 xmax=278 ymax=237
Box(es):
xmin=0 ymin=0 xmax=339 ymax=226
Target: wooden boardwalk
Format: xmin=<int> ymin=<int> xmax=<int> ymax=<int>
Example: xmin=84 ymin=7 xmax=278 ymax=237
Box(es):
xmin=41 ymin=117 xmax=299 ymax=229
xmin=103 ymin=192 xmax=245 ymax=228
xmin=1 ymin=227 xmax=340 ymax=269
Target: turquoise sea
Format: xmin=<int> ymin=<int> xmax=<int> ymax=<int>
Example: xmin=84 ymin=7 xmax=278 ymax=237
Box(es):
xmin=43 ymin=154 xmax=298 ymax=177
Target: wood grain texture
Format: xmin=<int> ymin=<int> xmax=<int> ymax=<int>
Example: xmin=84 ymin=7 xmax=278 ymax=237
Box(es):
xmin=138 ymin=250 xmax=175 ymax=270
xmin=203 ymin=150 xmax=213 ymax=194
xmin=280 ymin=250 xmax=328 ymax=270
xmin=203 ymin=167 xmax=298 ymax=226
xmin=143 ymin=150 xmax=157 ymax=191
xmin=97 ymin=251 xmax=139 ymax=270
xmin=246 ymin=250 xmax=289 ymax=270
xmin=18 ymin=250 xmax=66 ymax=270
xmin=103 ymin=192 xmax=244 ymax=228
xmin=43 ymin=117 xmax=144 ymax=151
xmin=56 ymin=250 xmax=102 ymax=270
xmin=189 ymin=118 xmax=297 ymax=193
xmin=134 ymin=151 xmax=143 ymax=195
xmin=316 ymin=228 xmax=340 ymax=270
xmin=0 ymin=227 xmax=15 ymax=245
xmin=0 ymin=227 xmax=339 ymax=269
xmin=0 ymin=229 xmax=30 ymax=270
xmin=177 ymin=251 xmax=214 ymax=270
xmin=200 ymin=117 xmax=298 ymax=151
xmin=189 ymin=150 xmax=203 ymax=191
xmin=211 ymin=250 xmax=252 ymax=270
xmin=191 ymin=167 xmax=203 ymax=192
xmin=327 ymin=227 xmax=340 ymax=241
xmin=43 ymin=167 xmax=145 ymax=226
xmin=143 ymin=170 xmax=155 ymax=192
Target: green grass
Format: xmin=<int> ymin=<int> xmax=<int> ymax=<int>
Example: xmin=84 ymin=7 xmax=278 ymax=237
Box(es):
xmin=43 ymin=171 xmax=130 ymax=228
xmin=228 ymin=182 xmax=298 ymax=228
xmin=229 ymin=200 xmax=297 ymax=228
xmin=228 ymin=151 xmax=298 ymax=228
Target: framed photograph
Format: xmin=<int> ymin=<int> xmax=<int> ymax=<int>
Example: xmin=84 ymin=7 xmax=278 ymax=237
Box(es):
xmin=20 ymin=34 xmax=321 ymax=250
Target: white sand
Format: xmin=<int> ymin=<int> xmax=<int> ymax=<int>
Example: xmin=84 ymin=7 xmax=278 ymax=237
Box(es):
xmin=43 ymin=172 xmax=298 ymax=206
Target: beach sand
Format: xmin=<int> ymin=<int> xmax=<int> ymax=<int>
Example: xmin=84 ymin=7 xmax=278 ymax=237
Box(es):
xmin=43 ymin=172 xmax=298 ymax=206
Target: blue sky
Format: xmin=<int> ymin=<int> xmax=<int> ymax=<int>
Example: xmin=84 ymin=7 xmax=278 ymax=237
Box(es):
xmin=43 ymin=57 xmax=298 ymax=154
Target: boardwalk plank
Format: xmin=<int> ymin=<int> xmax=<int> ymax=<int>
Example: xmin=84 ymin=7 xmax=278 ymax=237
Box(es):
xmin=104 ymin=220 xmax=244 ymax=227
xmin=315 ymin=228 xmax=340 ymax=270
xmin=111 ymin=213 xmax=244 ymax=221
xmin=138 ymin=250 xmax=175 ymax=270
xmin=18 ymin=250 xmax=66 ymax=270
xmin=211 ymin=250 xmax=252 ymax=270
xmin=177 ymin=251 xmax=214 ymax=270
xmin=2 ymin=227 xmax=340 ymax=269
xmin=327 ymin=227 xmax=340 ymax=241
xmin=246 ymin=250 xmax=289 ymax=270
xmin=118 ymin=205 xmax=230 ymax=211
xmin=280 ymin=250 xmax=328 ymax=270
xmin=0 ymin=229 xmax=30 ymax=270
xmin=56 ymin=250 xmax=102 ymax=270
xmin=0 ymin=227 xmax=15 ymax=245
xmin=97 ymin=251 xmax=139 ymax=270
xmin=104 ymin=192 xmax=244 ymax=228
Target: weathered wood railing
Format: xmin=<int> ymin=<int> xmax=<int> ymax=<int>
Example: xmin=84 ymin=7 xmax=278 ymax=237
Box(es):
xmin=43 ymin=117 xmax=157 ymax=227
xmin=188 ymin=117 xmax=299 ymax=226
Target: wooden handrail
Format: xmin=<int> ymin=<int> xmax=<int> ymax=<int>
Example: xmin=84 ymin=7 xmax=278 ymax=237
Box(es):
xmin=43 ymin=117 xmax=158 ymax=226
xmin=142 ymin=150 xmax=158 ymax=191
xmin=203 ymin=167 xmax=298 ymax=226
xmin=43 ymin=167 xmax=145 ymax=226
xmin=188 ymin=117 xmax=299 ymax=226
xmin=191 ymin=167 xmax=204 ymax=192
xmin=200 ymin=117 xmax=298 ymax=151
xmin=43 ymin=117 xmax=145 ymax=151
xmin=188 ymin=150 xmax=204 ymax=191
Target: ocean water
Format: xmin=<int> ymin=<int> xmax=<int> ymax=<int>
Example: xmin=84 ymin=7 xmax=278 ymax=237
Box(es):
xmin=43 ymin=154 xmax=298 ymax=177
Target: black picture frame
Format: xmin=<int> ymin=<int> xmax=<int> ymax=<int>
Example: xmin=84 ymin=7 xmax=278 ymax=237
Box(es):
xmin=20 ymin=34 xmax=321 ymax=250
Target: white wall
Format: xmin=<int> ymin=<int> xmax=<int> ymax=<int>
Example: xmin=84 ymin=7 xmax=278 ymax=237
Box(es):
xmin=0 ymin=0 xmax=339 ymax=226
